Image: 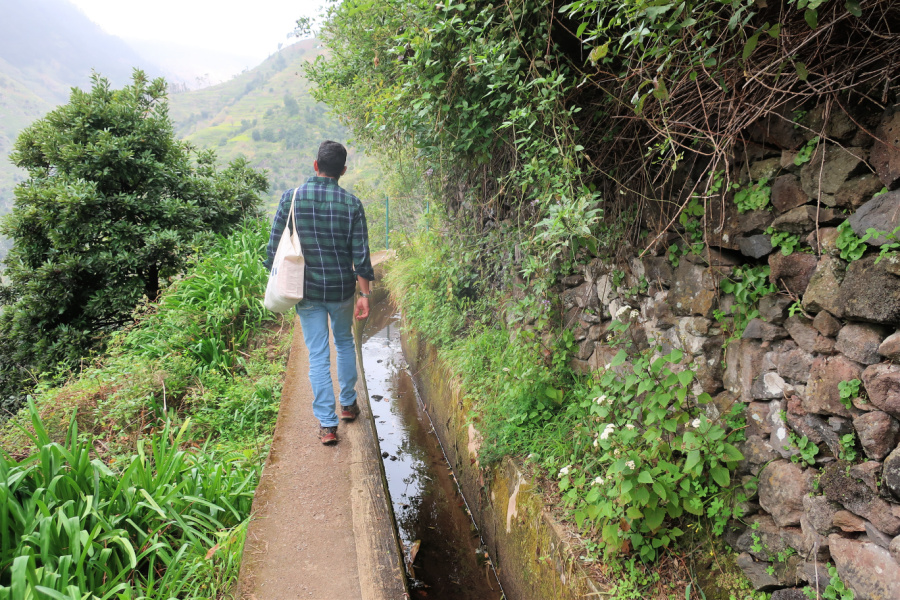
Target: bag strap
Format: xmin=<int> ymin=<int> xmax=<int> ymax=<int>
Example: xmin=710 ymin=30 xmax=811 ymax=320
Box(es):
xmin=288 ymin=187 xmax=299 ymax=236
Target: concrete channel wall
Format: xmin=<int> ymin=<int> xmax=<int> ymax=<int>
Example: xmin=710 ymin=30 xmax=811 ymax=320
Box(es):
xmin=401 ymin=329 xmax=604 ymax=600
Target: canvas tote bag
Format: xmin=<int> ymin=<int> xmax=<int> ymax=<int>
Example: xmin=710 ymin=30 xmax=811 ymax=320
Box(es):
xmin=264 ymin=188 xmax=305 ymax=312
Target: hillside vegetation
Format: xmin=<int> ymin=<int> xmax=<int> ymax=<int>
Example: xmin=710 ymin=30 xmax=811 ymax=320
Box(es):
xmin=308 ymin=0 xmax=899 ymax=596
xmin=169 ymin=40 xmax=378 ymax=211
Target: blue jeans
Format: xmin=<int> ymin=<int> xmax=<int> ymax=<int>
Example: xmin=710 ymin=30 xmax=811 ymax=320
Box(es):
xmin=295 ymin=297 xmax=359 ymax=428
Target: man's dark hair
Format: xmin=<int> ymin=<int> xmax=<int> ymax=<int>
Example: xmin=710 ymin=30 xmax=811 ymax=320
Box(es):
xmin=316 ymin=140 xmax=347 ymax=178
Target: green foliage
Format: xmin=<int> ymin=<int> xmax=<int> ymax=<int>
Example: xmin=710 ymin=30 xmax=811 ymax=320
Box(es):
xmin=717 ymin=265 xmax=776 ymax=341
xmin=0 ymin=220 xmax=285 ymax=453
xmin=559 ymin=341 xmax=745 ymax=561
xmin=804 ymin=564 xmax=855 ymax=600
xmin=767 ymin=227 xmax=801 ymax=256
xmin=839 ymin=432 xmax=859 ymax=463
xmin=838 ymin=379 xmax=861 ymax=410
xmin=0 ymin=72 xmax=266 ymax=408
xmin=836 ymin=220 xmax=868 ymax=261
xmin=733 ymin=178 xmax=771 ymax=213
xmin=388 ymin=234 xmax=747 ymax=563
xmin=788 ymin=431 xmax=819 ymax=466
xmin=0 ymin=405 xmax=256 ymax=598
xmin=794 ymin=136 xmax=820 ymax=166
xmin=678 ymin=196 xmax=706 ymax=255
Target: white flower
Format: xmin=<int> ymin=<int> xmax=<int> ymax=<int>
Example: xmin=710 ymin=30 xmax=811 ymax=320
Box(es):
xmin=594 ymin=394 xmax=607 ymax=405
xmin=615 ymin=306 xmax=629 ymax=319
xmin=630 ymin=309 xmax=639 ymax=319
xmin=691 ymin=418 xmax=702 ymax=428
xmin=625 ymin=460 xmax=636 ymax=470
xmin=593 ymin=438 xmax=599 ymax=448
xmin=593 ymin=476 xmax=605 ymax=485
xmin=558 ymin=465 xmax=571 ymax=477
xmin=600 ymin=423 xmax=615 ymax=440
xmin=614 ymin=448 xmax=621 ymax=457
xmin=625 ymin=423 xmax=635 ymax=430
xmin=604 ymin=363 xmax=612 ymax=370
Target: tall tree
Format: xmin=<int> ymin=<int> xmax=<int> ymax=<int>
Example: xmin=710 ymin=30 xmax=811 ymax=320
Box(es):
xmin=0 ymin=71 xmax=267 ymax=411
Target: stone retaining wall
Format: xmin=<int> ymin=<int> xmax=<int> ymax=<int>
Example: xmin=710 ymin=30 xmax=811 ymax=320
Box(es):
xmin=557 ymin=104 xmax=900 ymax=599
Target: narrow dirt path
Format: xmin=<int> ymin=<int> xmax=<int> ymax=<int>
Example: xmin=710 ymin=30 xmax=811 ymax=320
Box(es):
xmin=237 ymin=254 xmax=405 ymax=600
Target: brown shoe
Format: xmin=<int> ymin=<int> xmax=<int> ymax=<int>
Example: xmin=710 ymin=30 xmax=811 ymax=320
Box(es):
xmin=320 ymin=426 xmax=338 ymax=445
xmin=340 ymin=403 xmax=360 ymax=421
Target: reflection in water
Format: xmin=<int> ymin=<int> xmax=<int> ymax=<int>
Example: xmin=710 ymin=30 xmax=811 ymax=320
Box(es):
xmin=361 ymin=302 xmax=503 ymax=600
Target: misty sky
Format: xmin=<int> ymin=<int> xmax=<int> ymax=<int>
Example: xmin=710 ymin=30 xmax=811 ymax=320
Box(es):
xmin=68 ymin=0 xmax=324 ymax=62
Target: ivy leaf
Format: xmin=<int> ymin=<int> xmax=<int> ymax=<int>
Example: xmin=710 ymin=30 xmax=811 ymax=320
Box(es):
xmin=804 ymin=8 xmax=818 ymax=29
xmin=795 ymin=62 xmax=809 ymax=81
xmin=611 ymin=349 xmax=627 ymax=367
xmin=742 ymin=32 xmax=761 ymax=60
xmin=710 ymin=466 xmax=731 ymax=487
xmin=676 ymin=370 xmax=693 ymax=386
xmin=588 ymin=42 xmax=609 ymax=65
xmin=845 ymin=0 xmax=862 ymax=17
xmin=768 ymin=24 xmax=781 ymax=38
xmin=637 ymin=470 xmax=654 ymax=484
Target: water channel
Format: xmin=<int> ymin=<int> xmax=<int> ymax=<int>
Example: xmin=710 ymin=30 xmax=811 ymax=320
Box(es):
xmin=360 ymin=300 xmax=504 ymax=600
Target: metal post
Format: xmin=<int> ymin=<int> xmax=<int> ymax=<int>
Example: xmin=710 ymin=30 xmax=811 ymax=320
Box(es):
xmin=385 ymin=196 xmax=390 ymax=250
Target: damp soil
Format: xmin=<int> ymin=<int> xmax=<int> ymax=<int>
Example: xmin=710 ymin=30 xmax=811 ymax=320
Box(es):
xmin=360 ymin=301 xmax=504 ymax=600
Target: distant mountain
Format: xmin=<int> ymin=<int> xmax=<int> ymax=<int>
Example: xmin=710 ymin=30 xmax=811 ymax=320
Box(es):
xmin=168 ymin=39 xmax=379 ymax=211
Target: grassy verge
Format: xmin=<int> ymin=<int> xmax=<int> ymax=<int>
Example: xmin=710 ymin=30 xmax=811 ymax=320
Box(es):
xmin=0 ymin=219 xmax=290 ymax=598
xmin=385 ymin=232 xmax=766 ymax=599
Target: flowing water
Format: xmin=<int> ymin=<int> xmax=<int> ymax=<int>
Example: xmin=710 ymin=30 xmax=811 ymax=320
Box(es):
xmin=360 ymin=300 xmax=504 ymax=600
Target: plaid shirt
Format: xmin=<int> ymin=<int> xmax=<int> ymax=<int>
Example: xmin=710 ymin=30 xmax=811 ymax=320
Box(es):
xmin=264 ymin=176 xmax=374 ymax=302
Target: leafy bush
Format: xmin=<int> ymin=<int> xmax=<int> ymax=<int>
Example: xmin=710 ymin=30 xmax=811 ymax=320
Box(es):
xmin=0 ymin=72 xmax=267 ymax=407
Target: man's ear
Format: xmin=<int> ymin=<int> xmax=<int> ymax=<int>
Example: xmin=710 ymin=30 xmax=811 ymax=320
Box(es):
xmin=341 ymin=166 xmax=348 ymax=176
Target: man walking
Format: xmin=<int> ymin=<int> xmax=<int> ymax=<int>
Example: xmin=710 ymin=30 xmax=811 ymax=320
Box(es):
xmin=264 ymin=140 xmax=374 ymax=445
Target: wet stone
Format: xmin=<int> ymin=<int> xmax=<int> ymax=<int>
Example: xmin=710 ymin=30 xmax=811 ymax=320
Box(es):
xmin=853 ymin=411 xmax=900 ymax=461
xmin=769 ymin=252 xmax=818 ymax=296
xmin=759 ymin=460 xmax=814 ymax=527
xmin=738 ymin=234 xmax=774 ymax=259
xmin=837 ymin=255 xmax=900 ymax=324
xmin=804 ymin=355 xmax=862 ymax=417
xmin=878 ymin=330 xmax=900 ymax=360
xmin=802 ymin=256 xmax=846 ymax=318
xmin=820 ymin=462 xmax=900 ymax=536
xmin=776 ymin=346 xmax=814 ymax=383
xmin=871 ymin=110 xmax=900 ymax=189
xmin=800 ymin=146 xmax=868 ymax=205
xmin=882 ymin=446 xmax=900 ymax=501
xmin=835 ymin=322 xmax=887 ymax=365
xmin=813 ymin=310 xmax=843 ymax=337
xmin=771 ymin=174 xmax=810 ymax=214
xmin=833 ymin=510 xmax=867 ymax=532
xmin=835 ymin=173 xmax=885 ymax=209
xmin=848 ymin=190 xmax=900 ymax=245
xmin=759 ymin=295 xmax=793 ymax=325
xmin=743 ymin=318 xmax=788 ymax=341
xmin=828 ymin=534 xmax=900 ymax=600
xmin=849 ymin=461 xmax=882 ymax=494
xmin=861 ymin=363 xmax=900 ymax=419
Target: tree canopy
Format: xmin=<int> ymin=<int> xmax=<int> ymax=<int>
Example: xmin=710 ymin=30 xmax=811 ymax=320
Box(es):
xmin=0 ymin=71 xmax=267 ymax=411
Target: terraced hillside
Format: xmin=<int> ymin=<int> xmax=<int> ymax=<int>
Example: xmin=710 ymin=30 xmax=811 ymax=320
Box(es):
xmin=169 ymin=39 xmax=378 ymax=212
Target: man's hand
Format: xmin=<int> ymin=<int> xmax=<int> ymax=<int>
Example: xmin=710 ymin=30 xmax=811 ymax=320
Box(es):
xmin=355 ymin=297 xmax=370 ymax=320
